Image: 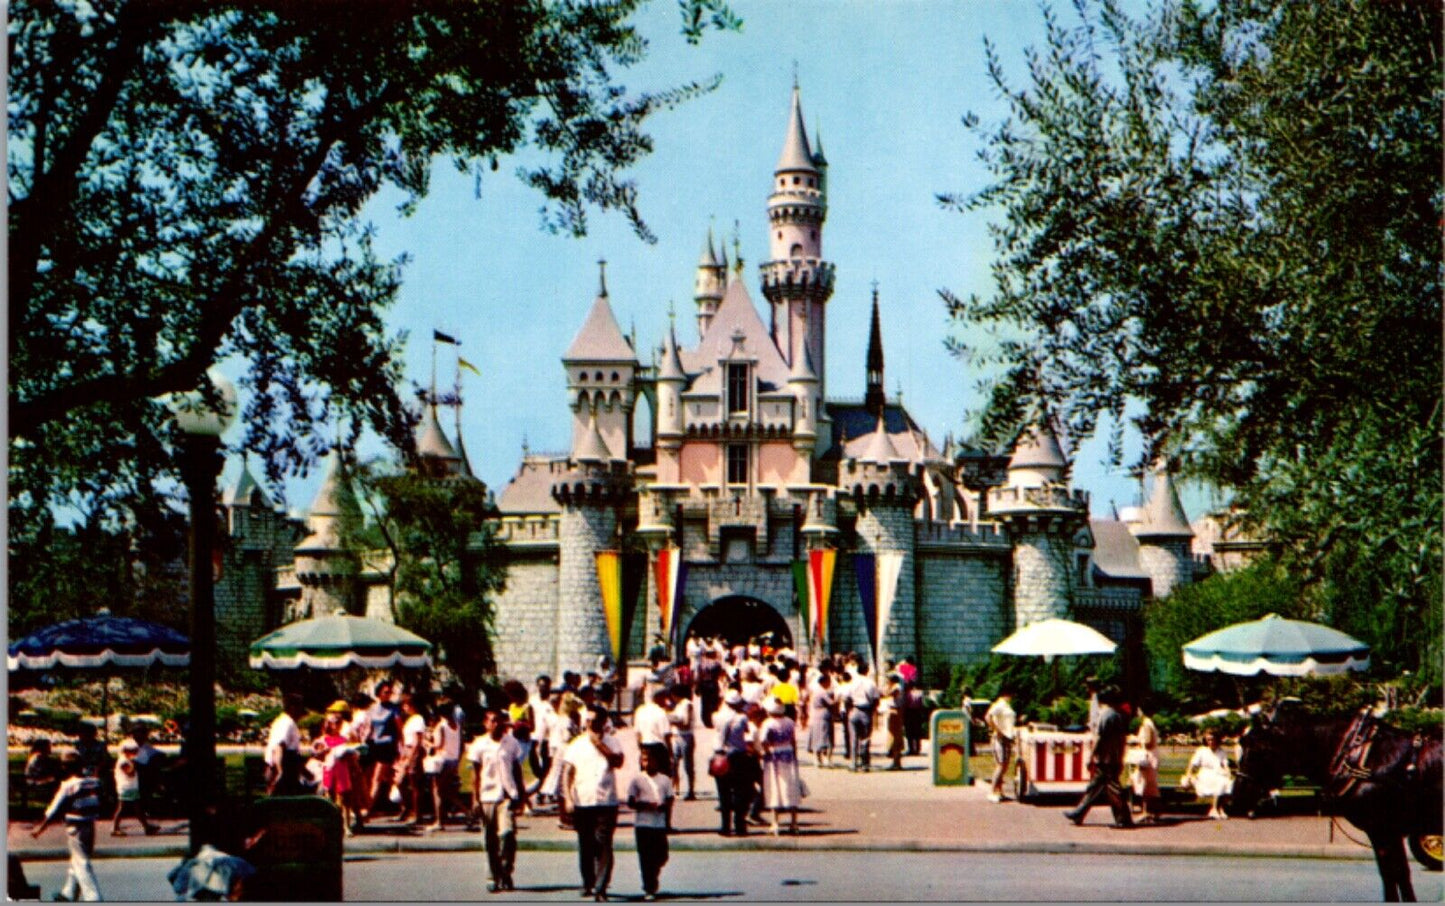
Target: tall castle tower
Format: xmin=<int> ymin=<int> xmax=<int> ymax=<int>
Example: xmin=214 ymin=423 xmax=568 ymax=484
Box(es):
xmin=760 ymin=82 xmax=835 ymax=451
xmin=1130 ymin=459 xmax=1195 ymax=598
xmin=988 ymin=423 xmax=1090 ymax=627
xmin=563 ymin=264 xmax=639 ymax=461
xmin=693 ymin=228 xmax=726 ymax=339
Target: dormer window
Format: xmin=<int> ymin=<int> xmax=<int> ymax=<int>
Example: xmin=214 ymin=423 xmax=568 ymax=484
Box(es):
xmin=727 ymin=363 xmax=749 ymax=415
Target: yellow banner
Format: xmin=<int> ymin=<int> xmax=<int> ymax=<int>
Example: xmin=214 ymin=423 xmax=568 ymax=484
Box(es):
xmin=595 ymin=550 xmax=623 ymax=661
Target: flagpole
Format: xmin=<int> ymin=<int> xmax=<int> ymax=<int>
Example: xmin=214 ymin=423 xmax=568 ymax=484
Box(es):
xmin=430 ymin=334 xmax=437 ymax=406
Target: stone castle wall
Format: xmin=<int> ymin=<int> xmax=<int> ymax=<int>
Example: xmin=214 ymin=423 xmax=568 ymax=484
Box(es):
xmin=916 ymin=548 xmax=1011 ymax=687
xmin=216 ymin=505 xmax=299 ymax=670
xmin=1011 ymin=532 xmax=1074 ymax=628
xmin=490 ymin=552 xmax=561 ymax=682
xmin=555 ymin=505 xmax=616 ymax=676
xmin=854 ymin=503 xmax=917 ymax=670
xmin=1136 ymin=539 xmax=1190 ymax=600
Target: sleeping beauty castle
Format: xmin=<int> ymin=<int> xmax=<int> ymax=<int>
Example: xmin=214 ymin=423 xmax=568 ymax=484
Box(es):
xmin=213 ymin=87 xmax=1256 ymax=687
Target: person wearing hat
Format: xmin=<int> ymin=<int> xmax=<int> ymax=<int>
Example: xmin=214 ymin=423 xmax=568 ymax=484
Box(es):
xmin=712 ymin=688 xmax=754 ymax=837
xmin=32 ymin=754 xmax=104 ymax=901
xmin=758 ymin=698 xmax=801 ymax=835
xmin=111 ymin=738 xmax=157 ymax=836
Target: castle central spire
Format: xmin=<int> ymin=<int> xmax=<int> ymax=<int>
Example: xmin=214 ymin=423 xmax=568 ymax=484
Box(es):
xmin=866 ymin=282 xmax=886 ymax=417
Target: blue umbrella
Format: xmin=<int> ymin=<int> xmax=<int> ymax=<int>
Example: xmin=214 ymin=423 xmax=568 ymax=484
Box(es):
xmin=9 ymin=609 xmax=190 ymax=742
xmin=8 ymin=609 xmax=190 ymax=670
xmin=1182 ymin=613 xmax=1369 ymax=677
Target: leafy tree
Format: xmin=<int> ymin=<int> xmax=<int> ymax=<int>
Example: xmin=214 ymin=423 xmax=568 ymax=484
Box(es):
xmin=944 ymin=0 xmax=1442 ymax=686
xmin=359 ymin=466 xmax=504 ymax=697
xmin=8 ymin=0 xmax=737 ymax=540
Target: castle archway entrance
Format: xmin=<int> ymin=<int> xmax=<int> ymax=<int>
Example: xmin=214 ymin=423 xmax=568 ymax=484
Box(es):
xmin=684 ymin=596 xmax=792 ymax=648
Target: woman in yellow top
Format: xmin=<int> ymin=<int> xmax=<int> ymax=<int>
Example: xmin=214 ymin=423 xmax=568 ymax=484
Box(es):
xmin=770 ymin=665 xmax=800 ymax=720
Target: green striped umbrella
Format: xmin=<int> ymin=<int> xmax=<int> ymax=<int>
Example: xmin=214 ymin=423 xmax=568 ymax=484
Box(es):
xmin=249 ymin=614 xmax=432 ymax=670
xmin=1182 ymin=613 xmax=1369 ymax=677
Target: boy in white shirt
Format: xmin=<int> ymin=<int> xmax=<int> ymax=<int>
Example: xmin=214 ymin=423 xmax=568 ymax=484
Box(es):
xmin=626 ymin=746 xmax=674 ymax=901
xmin=467 ymin=708 xmax=527 ymax=892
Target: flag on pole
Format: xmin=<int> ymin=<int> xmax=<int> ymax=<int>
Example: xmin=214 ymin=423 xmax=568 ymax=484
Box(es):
xmin=791 ymin=561 xmax=810 ymax=644
xmin=433 ymin=329 xmax=460 ymax=345
xmin=458 ymin=357 xmax=481 ymax=377
xmin=807 ymin=549 xmax=837 ymax=649
xmin=653 ymin=547 xmax=688 ymax=646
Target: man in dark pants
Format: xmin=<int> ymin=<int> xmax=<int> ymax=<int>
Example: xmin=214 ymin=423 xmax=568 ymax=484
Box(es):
xmin=562 ymin=712 xmax=624 ymax=901
xmin=696 ymin=650 xmax=723 ymax=728
xmin=713 ymin=691 xmax=753 ymax=836
xmin=1064 ymin=687 xmax=1133 ymax=828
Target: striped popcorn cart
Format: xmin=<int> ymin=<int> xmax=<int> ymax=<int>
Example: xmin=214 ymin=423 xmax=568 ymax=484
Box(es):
xmin=1014 ymin=725 xmax=1095 ymax=801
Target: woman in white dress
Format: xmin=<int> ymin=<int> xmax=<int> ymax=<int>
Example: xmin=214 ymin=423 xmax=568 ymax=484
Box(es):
xmin=1128 ymin=707 xmax=1161 ymax=824
xmin=758 ymin=699 xmax=801 ymax=835
xmin=1180 ymin=728 xmax=1234 ymax=819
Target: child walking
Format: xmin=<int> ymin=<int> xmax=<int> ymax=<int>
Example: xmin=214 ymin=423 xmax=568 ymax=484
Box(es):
xmin=112 ymin=739 xmax=157 ymax=836
xmin=626 ymin=746 xmax=673 ymax=901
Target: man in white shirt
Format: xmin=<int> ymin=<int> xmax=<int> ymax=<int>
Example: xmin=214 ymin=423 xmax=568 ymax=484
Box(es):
xmin=633 ymin=689 xmax=674 ymax=774
xmin=265 ymin=693 xmax=304 ymax=795
xmin=847 ymin=664 xmax=882 ymax=772
xmin=984 ymin=687 xmax=1017 ymax=803
xmin=467 ymin=708 xmax=527 ymax=892
xmin=562 ymin=712 xmax=624 ymax=901
xmin=530 ymin=676 xmax=556 ymax=797
xmin=395 ymin=694 xmax=428 ymax=825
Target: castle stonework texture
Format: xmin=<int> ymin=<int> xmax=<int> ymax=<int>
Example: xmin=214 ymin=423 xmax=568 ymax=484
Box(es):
xmin=217 ymin=86 xmax=1253 ymax=686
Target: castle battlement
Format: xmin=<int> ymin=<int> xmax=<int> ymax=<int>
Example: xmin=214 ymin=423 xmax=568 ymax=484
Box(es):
xmin=914 ymin=520 xmax=1011 ymax=550
xmin=987 ymin=484 xmax=1090 ymax=513
xmin=496 ymin=514 xmax=562 ymax=547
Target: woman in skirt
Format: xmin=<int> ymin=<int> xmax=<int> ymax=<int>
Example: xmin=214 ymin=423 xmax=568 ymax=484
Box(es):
xmin=806 ymin=671 xmax=836 ymax=768
xmin=758 ymin=699 xmax=802 ymax=835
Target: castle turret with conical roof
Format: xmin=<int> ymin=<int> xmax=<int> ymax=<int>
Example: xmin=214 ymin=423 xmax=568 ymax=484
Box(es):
xmin=564 ymin=261 xmax=639 ymax=462
xmin=760 ymin=81 xmax=836 ymax=414
xmin=1130 ymin=458 xmax=1195 ymax=597
xmin=293 ymin=450 xmax=361 ymax=617
xmin=988 ymin=420 xmax=1089 ymax=628
xmin=693 ymin=228 xmax=726 ymax=339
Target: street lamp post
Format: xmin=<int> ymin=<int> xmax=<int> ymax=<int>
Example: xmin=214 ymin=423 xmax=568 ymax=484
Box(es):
xmin=167 ymin=369 xmax=236 ymax=856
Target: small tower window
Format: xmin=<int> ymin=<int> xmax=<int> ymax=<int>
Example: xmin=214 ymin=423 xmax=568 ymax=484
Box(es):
xmin=611 ymin=371 xmax=619 ymax=382
xmin=594 ymin=371 xmax=603 ymax=381
xmin=578 ymin=372 xmax=588 ymax=382
xmin=792 ymin=176 xmax=800 ymax=185
xmin=727 ymin=444 xmax=748 ymax=485
xmin=808 ymin=178 xmax=815 ymax=188
xmin=727 ymin=363 xmax=749 ymax=415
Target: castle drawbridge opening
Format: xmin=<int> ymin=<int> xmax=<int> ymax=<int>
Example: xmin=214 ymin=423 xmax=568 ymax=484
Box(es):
xmin=684 ymin=596 xmax=792 ymax=648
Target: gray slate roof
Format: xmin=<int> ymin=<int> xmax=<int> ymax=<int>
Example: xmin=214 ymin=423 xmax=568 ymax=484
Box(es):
xmin=1135 ymin=464 xmax=1194 ymax=537
xmin=1089 ymin=519 xmax=1150 ymax=580
xmin=825 ymin=402 xmax=940 ymax=464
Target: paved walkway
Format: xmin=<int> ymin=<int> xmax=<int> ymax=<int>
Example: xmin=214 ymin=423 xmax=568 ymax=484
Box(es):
xmin=9 ymin=723 xmax=1371 ymax=863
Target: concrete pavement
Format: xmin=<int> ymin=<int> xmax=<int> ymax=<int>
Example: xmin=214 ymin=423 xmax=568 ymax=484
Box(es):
xmin=9 ymin=723 xmax=1375 ymax=864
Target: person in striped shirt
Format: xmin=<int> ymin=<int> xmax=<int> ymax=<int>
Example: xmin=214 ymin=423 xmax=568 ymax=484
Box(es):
xmin=32 ymin=754 xmax=104 ymax=901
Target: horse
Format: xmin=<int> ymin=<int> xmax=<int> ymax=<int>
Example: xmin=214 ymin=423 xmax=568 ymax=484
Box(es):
xmin=1234 ymin=704 xmax=1443 ymax=902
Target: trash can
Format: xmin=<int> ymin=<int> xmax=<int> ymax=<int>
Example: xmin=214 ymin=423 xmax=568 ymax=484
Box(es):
xmin=243 ymin=796 xmax=343 ymax=901
xmin=931 ymin=710 xmax=972 ymax=786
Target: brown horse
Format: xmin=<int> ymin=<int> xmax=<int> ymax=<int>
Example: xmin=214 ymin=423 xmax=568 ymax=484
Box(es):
xmin=1234 ymin=704 xmax=1442 ymax=902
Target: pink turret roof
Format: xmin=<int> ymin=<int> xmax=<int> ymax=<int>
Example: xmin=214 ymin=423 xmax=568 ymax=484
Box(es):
xmin=1135 ymin=461 xmax=1194 ymax=538
xmin=564 ymin=291 xmax=637 ymax=363
xmin=657 ymin=325 xmax=686 ymax=381
xmin=856 ymin=414 xmax=905 ymax=465
xmin=1008 ymin=422 xmax=1068 ymax=471
xmin=681 ymin=277 xmax=789 ymax=393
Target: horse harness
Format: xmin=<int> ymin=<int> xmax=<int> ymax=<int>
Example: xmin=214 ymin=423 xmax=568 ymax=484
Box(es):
xmin=1327 ymin=707 xmax=1432 ymax=800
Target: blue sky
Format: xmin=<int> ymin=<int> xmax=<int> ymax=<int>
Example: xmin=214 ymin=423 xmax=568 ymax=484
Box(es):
xmin=235 ymin=0 xmax=1217 ymax=521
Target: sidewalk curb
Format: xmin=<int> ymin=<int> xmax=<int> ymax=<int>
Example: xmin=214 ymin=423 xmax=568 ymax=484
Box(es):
xmin=10 ymin=836 xmax=1376 ymax=863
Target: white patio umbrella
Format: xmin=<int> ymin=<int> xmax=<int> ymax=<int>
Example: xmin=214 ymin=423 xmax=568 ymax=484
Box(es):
xmin=993 ymin=618 xmax=1118 ymax=660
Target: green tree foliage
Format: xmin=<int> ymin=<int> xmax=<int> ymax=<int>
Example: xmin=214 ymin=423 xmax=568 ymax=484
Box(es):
xmin=943 ymin=0 xmax=1442 ymax=686
xmin=8 ymin=0 xmax=735 ymax=532
xmin=362 ymin=469 xmax=504 ymax=697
